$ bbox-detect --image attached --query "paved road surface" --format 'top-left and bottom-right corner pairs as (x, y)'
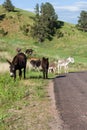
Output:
(54, 71), (87, 130)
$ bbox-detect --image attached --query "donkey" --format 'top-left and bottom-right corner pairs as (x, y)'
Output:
(57, 57), (74, 74)
(28, 58), (41, 71)
(41, 57), (49, 79)
(7, 52), (27, 80)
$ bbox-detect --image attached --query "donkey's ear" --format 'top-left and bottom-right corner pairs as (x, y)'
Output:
(7, 59), (11, 65)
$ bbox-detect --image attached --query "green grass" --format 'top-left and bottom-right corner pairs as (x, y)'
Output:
(0, 71), (49, 128)
(0, 6), (87, 129)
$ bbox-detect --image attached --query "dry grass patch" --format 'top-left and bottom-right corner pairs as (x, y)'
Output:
(0, 62), (9, 73)
(1, 78), (54, 130)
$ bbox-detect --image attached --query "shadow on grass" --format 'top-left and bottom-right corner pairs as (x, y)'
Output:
(55, 74), (66, 78)
(26, 75), (43, 79)
(25, 76), (55, 80)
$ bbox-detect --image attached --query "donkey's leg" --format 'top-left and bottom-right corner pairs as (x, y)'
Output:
(58, 65), (60, 74)
(66, 65), (68, 73)
(24, 67), (26, 79)
(46, 70), (48, 79)
(19, 69), (22, 79)
(65, 65), (68, 73)
(14, 71), (16, 81)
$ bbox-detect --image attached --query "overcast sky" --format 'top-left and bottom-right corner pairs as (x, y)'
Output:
(0, 0), (87, 24)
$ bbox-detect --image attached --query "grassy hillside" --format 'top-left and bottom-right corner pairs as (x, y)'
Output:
(0, 5), (34, 39)
(0, 6), (87, 129)
(0, 5), (87, 71)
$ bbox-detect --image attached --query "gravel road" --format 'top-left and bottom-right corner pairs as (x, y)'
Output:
(54, 71), (87, 130)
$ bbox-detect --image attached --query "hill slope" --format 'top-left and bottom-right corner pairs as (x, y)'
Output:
(0, 6), (87, 71)
(0, 6), (34, 38)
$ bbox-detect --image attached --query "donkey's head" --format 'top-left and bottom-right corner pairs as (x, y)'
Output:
(68, 57), (74, 63)
(7, 60), (15, 77)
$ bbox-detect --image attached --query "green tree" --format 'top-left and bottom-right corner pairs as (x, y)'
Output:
(31, 2), (59, 42)
(2, 0), (15, 12)
(77, 10), (87, 32)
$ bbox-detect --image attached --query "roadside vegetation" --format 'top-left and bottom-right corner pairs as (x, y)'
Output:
(0, 72), (52, 130)
(0, 2), (87, 129)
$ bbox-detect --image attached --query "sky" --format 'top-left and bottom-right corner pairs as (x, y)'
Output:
(0, 0), (87, 24)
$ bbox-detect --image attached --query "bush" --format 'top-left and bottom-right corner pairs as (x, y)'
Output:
(0, 28), (8, 36)
(56, 29), (64, 38)
(20, 24), (30, 36)
(0, 14), (6, 21)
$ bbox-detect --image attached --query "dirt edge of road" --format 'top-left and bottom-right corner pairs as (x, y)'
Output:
(48, 81), (63, 130)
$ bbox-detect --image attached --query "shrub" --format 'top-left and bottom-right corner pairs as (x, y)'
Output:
(56, 29), (64, 38)
(0, 28), (8, 36)
(20, 24), (30, 36)
(0, 14), (6, 21)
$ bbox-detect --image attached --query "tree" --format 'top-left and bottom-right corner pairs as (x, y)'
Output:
(41, 2), (58, 35)
(31, 2), (59, 42)
(77, 10), (87, 32)
(2, 0), (15, 12)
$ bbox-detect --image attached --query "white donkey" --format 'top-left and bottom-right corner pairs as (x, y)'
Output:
(57, 57), (74, 74)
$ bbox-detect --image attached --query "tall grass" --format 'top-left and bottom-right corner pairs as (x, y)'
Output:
(0, 70), (49, 127)
(0, 73), (26, 106)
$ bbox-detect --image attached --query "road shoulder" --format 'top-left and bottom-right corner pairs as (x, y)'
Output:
(48, 80), (63, 130)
